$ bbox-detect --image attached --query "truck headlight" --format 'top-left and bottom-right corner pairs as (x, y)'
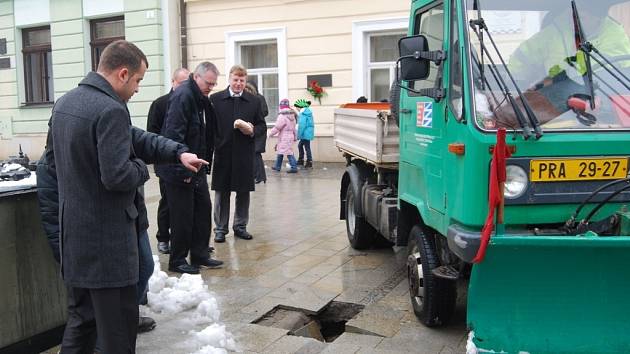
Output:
(504, 165), (528, 199)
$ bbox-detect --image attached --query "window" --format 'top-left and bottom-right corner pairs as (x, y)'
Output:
(22, 26), (53, 104)
(413, 4), (445, 92)
(239, 41), (279, 123)
(367, 32), (405, 102)
(351, 18), (407, 102)
(449, 0), (463, 120)
(90, 16), (124, 71)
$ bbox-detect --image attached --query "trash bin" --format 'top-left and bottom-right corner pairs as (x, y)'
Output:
(0, 188), (66, 354)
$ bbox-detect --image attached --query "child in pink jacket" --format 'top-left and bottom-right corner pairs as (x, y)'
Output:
(268, 99), (298, 173)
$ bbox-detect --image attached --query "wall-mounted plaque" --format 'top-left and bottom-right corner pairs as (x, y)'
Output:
(0, 58), (10, 69)
(306, 74), (332, 87)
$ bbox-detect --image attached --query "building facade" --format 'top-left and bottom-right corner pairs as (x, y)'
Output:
(0, 0), (182, 159)
(184, 0), (410, 161)
(0, 0), (411, 161)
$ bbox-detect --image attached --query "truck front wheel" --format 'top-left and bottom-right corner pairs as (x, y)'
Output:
(345, 186), (376, 249)
(407, 225), (456, 327)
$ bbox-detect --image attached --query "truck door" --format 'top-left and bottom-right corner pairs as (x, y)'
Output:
(399, 1), (446, 218)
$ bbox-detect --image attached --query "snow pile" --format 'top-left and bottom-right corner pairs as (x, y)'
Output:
(467, 331), (524, 354)
(466, 331), (479, 354)
(191, 324), (236, 354)
(147, 265), (211, 314)
(146, 256), (236, 353)
(0, 171), (36, 193)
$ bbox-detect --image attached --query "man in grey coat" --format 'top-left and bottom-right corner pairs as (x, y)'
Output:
(49, 40), (207, 353)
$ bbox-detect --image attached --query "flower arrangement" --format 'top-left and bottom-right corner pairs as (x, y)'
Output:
(306, 80), (327, 104)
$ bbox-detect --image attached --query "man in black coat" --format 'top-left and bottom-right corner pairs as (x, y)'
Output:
(157, 61), (223, 274)
(146, 67), (190, 254)
(210, 65), (266, 243)
(49, 40), (207, 353)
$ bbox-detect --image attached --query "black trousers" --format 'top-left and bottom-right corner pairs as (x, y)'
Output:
(253, 153), (266, 183)
(165, 177), (211, 266)
(156, 178), (170, 243)
(61, 285), (138, 354)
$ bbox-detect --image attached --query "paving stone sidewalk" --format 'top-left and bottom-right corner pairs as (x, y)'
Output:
(49, 162), (469, 353)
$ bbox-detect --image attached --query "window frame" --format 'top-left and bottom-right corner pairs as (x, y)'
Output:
(351, 18), (408, 101)
(409, 2), (445, 96)
(225, 28), (288, 126)
(90, 16), (125, 71)
(448, 0), (464, 121)
(21, 25), (53, 105)
(237, 40), (280, 123)
(366, 31), (406, 102)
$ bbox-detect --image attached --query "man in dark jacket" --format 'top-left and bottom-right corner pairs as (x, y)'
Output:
(146, 67), (190, 254)
(49, 40), (207, 353)
(157, 61), (223, 274)
(210, 65), (266, 243)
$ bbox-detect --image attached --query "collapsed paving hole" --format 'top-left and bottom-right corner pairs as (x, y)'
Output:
(253, 301), (365, 342)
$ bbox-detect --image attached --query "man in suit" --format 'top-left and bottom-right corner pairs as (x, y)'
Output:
(146, 67), (190, 254)
(210, 65), (266, 243)
(49, 40), (207, 353)
(158, 62), (223, 274)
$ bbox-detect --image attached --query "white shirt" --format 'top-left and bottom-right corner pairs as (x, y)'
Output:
(229, 87), (242, 97)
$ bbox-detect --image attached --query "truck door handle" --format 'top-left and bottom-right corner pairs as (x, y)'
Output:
(400, 109), (412, 114)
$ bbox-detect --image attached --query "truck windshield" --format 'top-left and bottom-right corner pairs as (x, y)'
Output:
(466, 0), (630, 131)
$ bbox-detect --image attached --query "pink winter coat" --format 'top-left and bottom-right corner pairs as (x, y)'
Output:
(269, 109), (297, 155)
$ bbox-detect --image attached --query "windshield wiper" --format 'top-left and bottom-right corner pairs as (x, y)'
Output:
(571, 1), (630, 97)
(470, 0), (543, 139)
(571, 0), (596, 109)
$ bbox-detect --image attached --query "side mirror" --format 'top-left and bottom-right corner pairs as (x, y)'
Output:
(398, 35), (430, 81)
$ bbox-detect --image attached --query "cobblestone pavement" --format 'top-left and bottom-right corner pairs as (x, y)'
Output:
(94, 162), (469, 353)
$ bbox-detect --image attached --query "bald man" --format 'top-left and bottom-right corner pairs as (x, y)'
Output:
(147, 67), (190, 254)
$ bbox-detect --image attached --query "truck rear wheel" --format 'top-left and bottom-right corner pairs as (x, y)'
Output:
(345, 186), (376, 249)
(406, 225), (456, 327)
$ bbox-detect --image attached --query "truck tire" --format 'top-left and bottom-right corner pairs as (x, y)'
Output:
(345, 186), (376, 249)
(389, 80), (401, 127)
(406, 225), (456, 327)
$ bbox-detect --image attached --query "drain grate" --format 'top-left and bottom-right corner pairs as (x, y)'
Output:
(253, 301), (365, 342)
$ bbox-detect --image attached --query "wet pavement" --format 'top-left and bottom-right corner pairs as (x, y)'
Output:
(48, 162), (469, 353)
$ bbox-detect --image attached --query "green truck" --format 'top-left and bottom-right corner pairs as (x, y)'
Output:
(336, 0), (630, 352)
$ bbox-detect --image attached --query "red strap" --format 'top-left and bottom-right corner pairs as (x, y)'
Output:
(472, 128), (510, 263)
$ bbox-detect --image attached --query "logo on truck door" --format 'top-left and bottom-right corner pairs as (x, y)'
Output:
(417, 102), (433, 128)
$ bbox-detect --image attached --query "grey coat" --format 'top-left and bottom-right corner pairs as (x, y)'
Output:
(50, 72), (186, 289)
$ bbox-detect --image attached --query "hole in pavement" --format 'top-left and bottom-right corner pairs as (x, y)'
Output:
(252, 301), (365, 342)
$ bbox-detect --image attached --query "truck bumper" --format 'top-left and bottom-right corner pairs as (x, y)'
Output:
(445, 224), (482, 263)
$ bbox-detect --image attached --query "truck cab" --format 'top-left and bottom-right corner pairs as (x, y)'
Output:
(338, 0), (630, 351)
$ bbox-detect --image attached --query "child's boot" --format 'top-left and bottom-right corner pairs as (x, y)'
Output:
(305, 161), (313, 169)
(287, 156), (299, 173)
(272, 155), (283, 171)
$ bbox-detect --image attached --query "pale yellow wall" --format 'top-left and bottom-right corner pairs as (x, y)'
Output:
(185, 0), (410, 161)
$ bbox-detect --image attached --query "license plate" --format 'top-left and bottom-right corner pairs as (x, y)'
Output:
(530, 158), (628, 182)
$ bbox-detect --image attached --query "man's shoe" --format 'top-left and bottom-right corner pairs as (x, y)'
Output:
(304, 161), (313, 169)
(193, 258), (224, 269)
(297, 159), (304, 166)
(157, 241), (170, 254)
(138, 316), (156, 333)
(215, 233), (226, 243)
(168, 263), (200, 274)
(235, 230), (253, 240)
(208, 246), (215, 253)
(287, 169), (298, 174)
